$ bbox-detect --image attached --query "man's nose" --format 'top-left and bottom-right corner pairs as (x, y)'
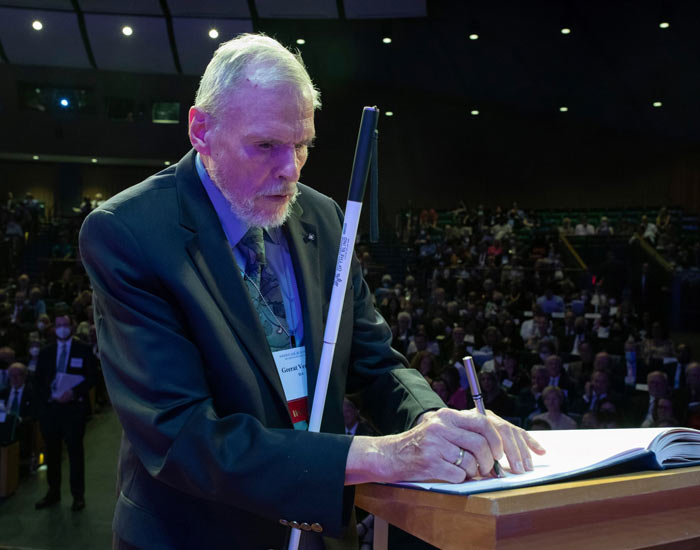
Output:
(277, 146), (301, 182)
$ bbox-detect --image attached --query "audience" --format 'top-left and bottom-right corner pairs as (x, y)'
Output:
(0, 191), (698, 525)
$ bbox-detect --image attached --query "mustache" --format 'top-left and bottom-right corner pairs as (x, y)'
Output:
(263, 183), (298, 196)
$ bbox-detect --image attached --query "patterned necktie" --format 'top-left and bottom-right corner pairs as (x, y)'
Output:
(57, 344), (68, 373)
(238, 227), (291, 353)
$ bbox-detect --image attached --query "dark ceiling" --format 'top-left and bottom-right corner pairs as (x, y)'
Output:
(0, 0), (699, 155)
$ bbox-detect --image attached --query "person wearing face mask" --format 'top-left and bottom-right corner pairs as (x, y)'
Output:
(34, 313), (97, 512)
(25, 340), (41, 372)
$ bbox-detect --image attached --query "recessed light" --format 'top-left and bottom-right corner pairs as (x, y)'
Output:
(59, 98), (69, 108)
(32, 20), (43, 31)
(560, 106), (569, 112)
(471, 109), (480, 116)
(32, 155), (39, 160)
(164, 161), (171, 166)
(561, 28), (571, 35)
(653, 101), (662, 108)
(469, 33), (479, 40)
(208, 29), (219, 39)
(296, 38), (306, 45)
(659, 22), (670, 29)
(385, 111), (394, 117)
(91, 158), (98, 163)
(382, 37), (392, 44)
(122, 26), (133, 36)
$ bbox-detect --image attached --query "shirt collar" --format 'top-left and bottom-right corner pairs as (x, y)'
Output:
(195, 153), (283, 247)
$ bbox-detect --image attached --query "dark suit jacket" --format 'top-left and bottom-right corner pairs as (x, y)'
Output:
(0, 382), (36, 420)
(79, 150), (443, 550)
(34, 339), (97, 416)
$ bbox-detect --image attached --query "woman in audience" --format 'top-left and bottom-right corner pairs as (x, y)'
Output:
(531, 386), (578, 430)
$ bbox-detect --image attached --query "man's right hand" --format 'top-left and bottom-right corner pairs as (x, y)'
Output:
(344, 408), (545, 485)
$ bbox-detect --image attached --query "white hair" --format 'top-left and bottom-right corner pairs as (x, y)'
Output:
(194, 33), (321, 120)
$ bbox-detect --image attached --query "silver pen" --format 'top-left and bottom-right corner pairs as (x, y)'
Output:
(463, 356), (505, 478)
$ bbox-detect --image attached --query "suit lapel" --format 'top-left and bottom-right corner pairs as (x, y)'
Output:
(175, 151), (289, 411)
(283, 210), (323, 413)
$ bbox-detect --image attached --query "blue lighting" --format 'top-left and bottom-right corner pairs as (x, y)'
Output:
(59, 98), (69, 107)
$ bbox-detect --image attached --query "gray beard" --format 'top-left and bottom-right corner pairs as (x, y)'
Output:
(220, 186), (300, 229)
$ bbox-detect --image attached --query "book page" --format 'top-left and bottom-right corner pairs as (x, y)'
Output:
(400, 428), (669, 495)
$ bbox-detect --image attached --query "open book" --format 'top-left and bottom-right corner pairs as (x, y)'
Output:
(396, 427), (700, 496)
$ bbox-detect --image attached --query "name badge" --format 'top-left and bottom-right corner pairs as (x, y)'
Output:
(70, 358), (83, 368)
(272, 347), (308, 429)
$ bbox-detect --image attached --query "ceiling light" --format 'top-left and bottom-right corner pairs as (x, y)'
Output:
(653, 101), (662, 108)
(296, 38), (306, 45)
(122, 26), (133, 36)
(32, 20), (43, 31)
(59, 98), (69, 108)
(470, 109), (479, 116)
(560, 106), (568, 112)
(91, 158), (98, 163)
(32, 155), (39, 160)
(208, 28), (219, 39)
(164, 161), (171, 166)
(469, 33), (479, 40)
(659, 22), (670, 29)
(382, 37), (392, 44)
(561, 28), (571, 35)
(385, 111), (394, 117)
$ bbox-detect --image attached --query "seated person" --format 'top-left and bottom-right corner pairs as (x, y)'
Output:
(627, 370), (671, 427)
(673, 362), (700, 426)
(0, 363), (36, 459)
(572, 368), (622, 416)
(498, 350), (531, 396)
(651, 397), (678, 428)
(531, 386), (578, 430)
(516, 365), (549, 420)
(536, 288), (564, 315)
(545, 355), (576, 407)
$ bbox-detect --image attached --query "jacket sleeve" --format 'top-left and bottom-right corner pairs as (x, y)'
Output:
(79, 208), (354, 537)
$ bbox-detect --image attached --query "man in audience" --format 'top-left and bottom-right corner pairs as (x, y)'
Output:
(0, 363), (36, 462)
(516, 365), (549, 420)
(545, 355), (576, 404)
(667, 343), (692, 390)
(574, 216), (595, 236)
(34, 314), (97, 512)
(673, 362), (700, 426)
(628, 371), (671, 427)
(574, 368), (621, 415)
(536, 287), (564, 314)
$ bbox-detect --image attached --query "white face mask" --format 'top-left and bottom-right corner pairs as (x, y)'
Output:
(55, 326), (71, 340)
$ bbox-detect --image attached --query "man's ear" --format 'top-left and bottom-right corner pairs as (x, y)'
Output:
(188, 106), (213, 156)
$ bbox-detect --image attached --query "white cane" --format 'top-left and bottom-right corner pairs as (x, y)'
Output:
(287, 106), (379, 550)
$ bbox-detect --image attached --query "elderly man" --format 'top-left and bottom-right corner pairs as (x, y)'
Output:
(79, 34), (543, 550)
(0, 362), (36, 444)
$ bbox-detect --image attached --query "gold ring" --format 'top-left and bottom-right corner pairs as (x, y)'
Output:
(454, 448), (464, 467)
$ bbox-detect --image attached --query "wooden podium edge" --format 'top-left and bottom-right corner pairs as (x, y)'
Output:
(355, 466), (700, 550)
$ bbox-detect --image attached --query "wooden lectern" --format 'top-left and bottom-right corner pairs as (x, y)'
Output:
(0, 440), (20, 497)
(355, 466), (700, 549)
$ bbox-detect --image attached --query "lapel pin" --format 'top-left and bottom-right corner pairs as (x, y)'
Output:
(305, 232), (315, 243)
